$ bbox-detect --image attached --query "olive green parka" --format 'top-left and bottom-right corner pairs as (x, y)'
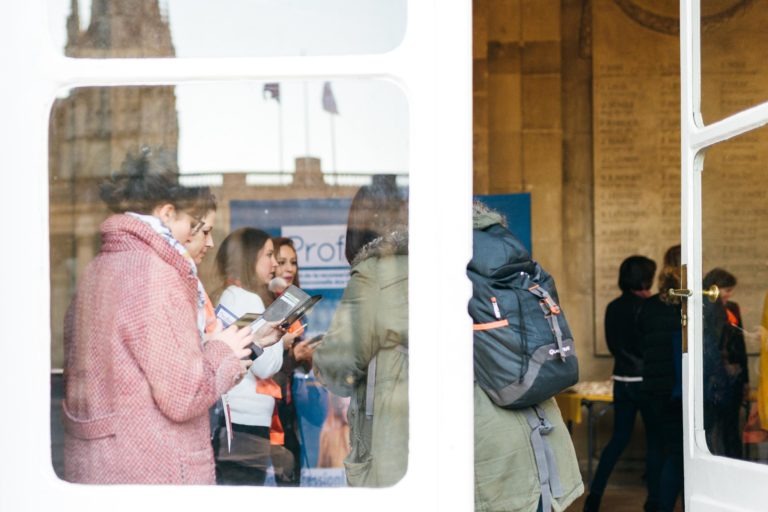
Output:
(473, 202), (583, 511)
(313, 230), (408, 487)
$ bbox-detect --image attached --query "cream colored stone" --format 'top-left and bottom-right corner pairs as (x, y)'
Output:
(522, 0), (561, 42)
(522, 74), (562, 130)
(488, 0), (521, 44)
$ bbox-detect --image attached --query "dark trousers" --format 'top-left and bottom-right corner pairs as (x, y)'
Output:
(719, 398), (744, 459)
(214, 424), (271, 486)
(646, 397), (683, 512)
(705, 396), (744, 459)
(589, 381), (662, 509)
(273, 399), (302, 486)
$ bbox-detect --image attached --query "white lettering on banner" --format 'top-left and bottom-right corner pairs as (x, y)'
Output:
(281, 225), (349, 269)
(300, 269), (351, 290)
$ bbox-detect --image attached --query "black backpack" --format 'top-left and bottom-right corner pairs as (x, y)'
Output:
(467, 222), (578, 409)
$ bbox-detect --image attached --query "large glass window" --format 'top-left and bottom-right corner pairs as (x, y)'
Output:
(700, 126), (767, 464)
(46, 0), (407, 58)
(49, 80), (409, 486)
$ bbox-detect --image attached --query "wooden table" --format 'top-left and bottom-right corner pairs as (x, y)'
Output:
(556, 380), (614, 485)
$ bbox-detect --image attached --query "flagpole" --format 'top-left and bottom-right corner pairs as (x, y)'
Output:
(262, 82), (283, 180)
(329, 113), (337, 184)
(303, 81), (309, 154)
(322, 81), (339, 185)
(278, 98), (284, 180)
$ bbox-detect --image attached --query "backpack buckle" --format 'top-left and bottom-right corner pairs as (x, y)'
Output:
(532, 406), (554, 435)
(537, 296), (561, 316)
(528, 285), (561, 315)
(541, 297), (561, 315)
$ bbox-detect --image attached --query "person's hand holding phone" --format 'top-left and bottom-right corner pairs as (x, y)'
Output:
(293, 334), (323, 363)
(252, 320), (285, 349)
(213, 323), (255, 360)
(281, 321), (307, 350)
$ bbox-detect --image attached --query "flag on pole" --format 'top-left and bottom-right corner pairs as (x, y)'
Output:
(322, 81), (339, 115)
(263, 82), (280, 102)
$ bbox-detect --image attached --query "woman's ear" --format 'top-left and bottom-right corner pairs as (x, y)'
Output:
(152, 203), (176, 225)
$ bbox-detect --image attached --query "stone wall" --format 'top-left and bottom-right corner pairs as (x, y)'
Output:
(475, 0), (767, 381)
(474, 0), (606, 378)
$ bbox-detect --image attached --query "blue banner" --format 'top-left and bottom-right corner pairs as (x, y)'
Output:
(475, 193), (532, 253)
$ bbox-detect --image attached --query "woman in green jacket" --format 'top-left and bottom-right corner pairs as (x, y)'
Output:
(313, 176), (408, 487)
(472, 201), (583, 512)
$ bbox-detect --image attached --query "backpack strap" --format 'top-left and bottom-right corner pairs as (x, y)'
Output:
(366, 356), (377, 418)
(523, 405), (564, 512)
(366, 345), (409, 418)
(528, 285), (566, 361)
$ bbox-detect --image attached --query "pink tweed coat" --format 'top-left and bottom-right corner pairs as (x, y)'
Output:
(62, 214), (243, 484)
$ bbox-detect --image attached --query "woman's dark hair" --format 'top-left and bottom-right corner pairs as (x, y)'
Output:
(618, 255), (657, 293)
(703, 267), (737, 290)
(212, 227), (272, 304)
(273, 237), (300, 288)
(663, 244), (681, 268)
(178, 186), (218, 221)
(658, 244), (682, 304)
(345, 175), (408, 265)
(99, 146), (215, 218)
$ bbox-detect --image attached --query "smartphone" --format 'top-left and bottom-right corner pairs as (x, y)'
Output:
(306, 334), (324, 347)
(234, 313), (261, 329)
(278, 294), (323, 329)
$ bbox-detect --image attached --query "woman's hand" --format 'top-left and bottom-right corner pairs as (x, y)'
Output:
(235, 359), (253, 383)
(252, 320), (286, 349)
(292, 339), (316, 364)
(281, 329), (304, 351)
(214, 324), (255, 360)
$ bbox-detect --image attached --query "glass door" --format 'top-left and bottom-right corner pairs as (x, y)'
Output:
(681, 1), (768, 510)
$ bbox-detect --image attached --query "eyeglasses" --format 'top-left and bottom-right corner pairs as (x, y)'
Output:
(188, 214), (205, 236)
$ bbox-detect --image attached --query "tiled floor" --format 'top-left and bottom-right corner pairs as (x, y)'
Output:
(569, 465), (684, 512)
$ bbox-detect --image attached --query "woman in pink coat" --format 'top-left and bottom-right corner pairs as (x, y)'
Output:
(62, 149), (280, 484)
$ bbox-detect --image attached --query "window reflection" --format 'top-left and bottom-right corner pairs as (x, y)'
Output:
(701, 125), (768, 463)
(48, 0), (407, 58)
(49, 81), (409, 485)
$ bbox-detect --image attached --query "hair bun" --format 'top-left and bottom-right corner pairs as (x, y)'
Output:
(99, 146), (179, 214)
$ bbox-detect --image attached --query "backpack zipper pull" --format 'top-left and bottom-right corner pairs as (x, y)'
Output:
(491, 297), (501, 319)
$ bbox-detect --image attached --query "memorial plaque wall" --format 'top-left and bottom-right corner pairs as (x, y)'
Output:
(593, 0), (768, 354)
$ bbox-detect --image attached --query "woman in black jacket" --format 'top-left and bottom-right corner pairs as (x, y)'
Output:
(639, 245), (683, 512)
(584, 255), (659, 512)
(702, 267), (749, 459)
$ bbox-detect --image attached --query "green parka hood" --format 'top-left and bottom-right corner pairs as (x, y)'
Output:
(473, 200), (507, 230)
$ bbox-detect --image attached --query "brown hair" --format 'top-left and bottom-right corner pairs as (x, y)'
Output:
(345, 175), (408, 264)
(703, 267), (737, 290)
(273, 237), (300, 288)
(99, 146), (216, 219)
(658, 244), (682, 305)
(212, 227), (273, 305)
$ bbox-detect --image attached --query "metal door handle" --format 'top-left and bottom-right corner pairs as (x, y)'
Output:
(702, 284), (720, 302)
(667, 285), (719, 303)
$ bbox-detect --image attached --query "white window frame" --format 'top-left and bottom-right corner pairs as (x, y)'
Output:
(0, 2), (473, 511)
(681, 0), (768, 510)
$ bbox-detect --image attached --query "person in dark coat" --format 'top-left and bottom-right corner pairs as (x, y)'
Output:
(638, 245), (683, 512)
(702, 268), (749, 459)
(584, 255), (660, 512)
